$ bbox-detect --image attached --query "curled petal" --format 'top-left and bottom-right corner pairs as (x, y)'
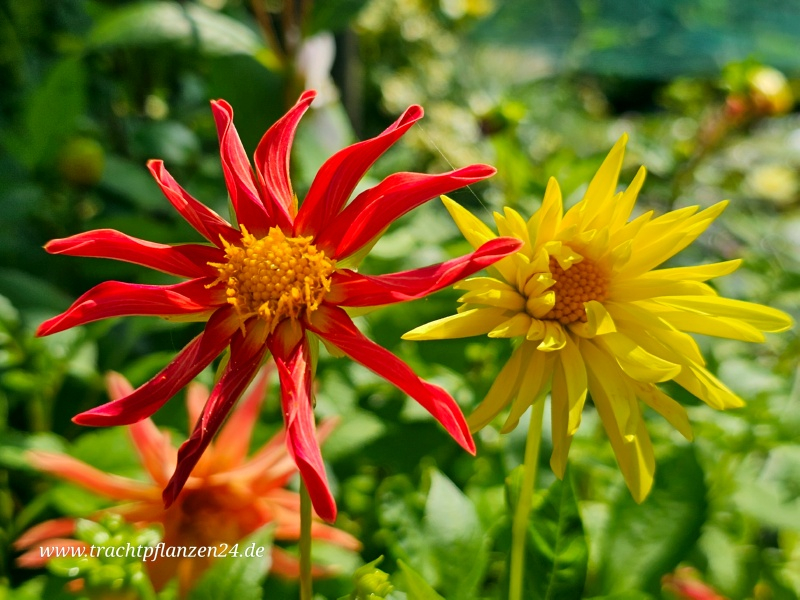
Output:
(211, 99), (274, 235)
(315, 164), (497, 258)
(44, 229), (221, 278)
(269, 336), (337, 523)
(294, 105), (424, 237)
(309, 305), (475, 454)
(73, 307), (240, 426)
(37, 279), (225, 337)
(148, 160), (238, 246)
(327, 237), (522, 307)
(163, 322), (269, 507)
(254, 90), (316, 223)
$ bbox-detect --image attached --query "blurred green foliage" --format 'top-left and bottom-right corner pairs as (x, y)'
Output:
(1, 0), (799, 599)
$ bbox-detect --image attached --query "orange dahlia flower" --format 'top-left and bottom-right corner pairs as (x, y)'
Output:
(15, 369), (359, 596)
(36, 90), (521, 521)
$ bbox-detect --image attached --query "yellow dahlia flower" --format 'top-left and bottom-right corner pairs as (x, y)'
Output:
(404, 135), (793, 501)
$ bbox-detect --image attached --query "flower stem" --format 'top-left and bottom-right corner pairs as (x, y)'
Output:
(509, 398), (545, 600)
(299, 479), (313, 600)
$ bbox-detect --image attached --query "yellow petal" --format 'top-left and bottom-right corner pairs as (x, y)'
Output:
(495, 207), (531, 253)
(582, 339), (655, 503)
(609, 165), (646, 231)
(654, 310), (766, 343)
(501, 350), (556, 433)
(441, 195), (496, 249)
(598, 332), (682, 383)
(467, 342), (531, 431)
(454, 277), (518, 294)
(560, 334), (588, 435)
(606, 301), (706, 366)
(528, 177), (562, 244)
(526, 319), (546, 341)
(527, 290), (556, 319)
(633, 381), (693, 441)
(654, 295), (793, 333)
(608, 279), (717, 302)
(623, 201), (729, 277)
(563, 134), (628, 231)
(403, 307), (509, 340)
(579, 300), (617, 337)
(458, 288), (526, 312)
(489, 312), (532, 338)
(675, 362), (745, 410)
(537, 321), (567, 351)
(639, 259), (742, 282)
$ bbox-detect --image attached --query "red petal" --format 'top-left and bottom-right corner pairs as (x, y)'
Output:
(327, 237), (523, 306)
(316, 164), (496, 258)
(211, 363), (273, 470)
(269, 336), (337, 523)
(105, 372), (177, 486)
(14, 518), (76, 550)
(45, 229), (221, 278)
(36, 278), (224, 337)
(308, 305), (475, 454)
(162, 324), (269, 507)
(17, 540), (88, 569)
(254, 90), (316, 226)
(294, 105), (424, 237)
(211, 100), (273, 235)
(73, 307), (239, 426)
(148, 160), (238, 246)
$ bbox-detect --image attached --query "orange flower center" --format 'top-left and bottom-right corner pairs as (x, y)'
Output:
(543, 255), (608, 324)
(211, 226), (335, 330)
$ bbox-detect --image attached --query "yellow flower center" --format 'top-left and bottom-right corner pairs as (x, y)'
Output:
(543, 256), (607, 324)
(211, 226), (335, 331)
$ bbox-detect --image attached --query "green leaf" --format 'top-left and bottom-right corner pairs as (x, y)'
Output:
(422, 469), (488, 599)
(596, 446), (707, 594)
(0, 269), (74, 314)
(377, 469), (488, 599)
(308, 0), (370, 34)
(396, 560), (445, 600)
(89, 2), (267, 57)
(527, 473), (588, 600)
(8, 58), (86, 168)
(188, 525), (274, 600)
(501, 469), (588, 600)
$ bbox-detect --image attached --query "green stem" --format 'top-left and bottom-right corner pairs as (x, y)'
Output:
(299, 480), (313, 600)
(509, 398), (545, 600)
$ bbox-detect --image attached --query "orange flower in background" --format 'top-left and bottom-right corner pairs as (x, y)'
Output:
(15, 368), (359, 596)
(662, 567), (728, 600)
(36, 89), (522, 521)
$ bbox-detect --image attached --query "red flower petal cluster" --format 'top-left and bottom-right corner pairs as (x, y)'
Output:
(38, 90), (521, 522)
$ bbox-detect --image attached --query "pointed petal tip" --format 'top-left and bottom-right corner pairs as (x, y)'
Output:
(403, 104), (424, 121)
(296, 89), (317, 104)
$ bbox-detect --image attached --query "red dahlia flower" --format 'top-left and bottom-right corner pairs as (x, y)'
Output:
(37, 90), (521, 522)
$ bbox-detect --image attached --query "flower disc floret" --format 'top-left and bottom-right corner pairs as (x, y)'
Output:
(212, 226), (335, 331)
(543, 256), (608, 324)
